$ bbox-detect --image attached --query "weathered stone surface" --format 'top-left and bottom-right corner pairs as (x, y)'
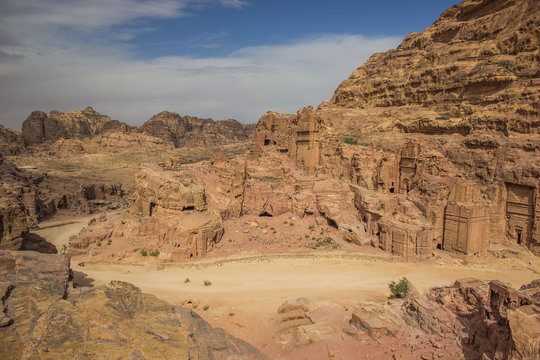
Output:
(0, 250), (266, 359)
(329, 0), (540, 135)
(141, 111), (255, 148)
(133, 165), (206, 214)
(350, 302), (405, 338)
(21, 107), (112, 146)
(249, 0), (540, 259)
(0, 124), (23, 155)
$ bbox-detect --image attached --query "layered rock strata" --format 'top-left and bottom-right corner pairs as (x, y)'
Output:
(0, 250), (265, 359)
(251, 0), (540, 259)
(329, 0), (539, 135)
(17, 107), (255, 149)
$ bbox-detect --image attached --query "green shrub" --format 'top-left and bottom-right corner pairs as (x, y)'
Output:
(257, 176), (280, 183)
(435, 116), (450, 120)
(343, 137), (359, 145)
(140, 249), (147, 256)
(308, 237), (341, 249)
(203, 280), (212, 286)
(203, 305), (209, 311)
(388, 277), (410, 297)
(150, 249), (160, 257)
(184, 278), (190, 283)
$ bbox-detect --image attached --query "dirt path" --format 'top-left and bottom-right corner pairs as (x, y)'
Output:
(35, 214), (97, 249)
(75, 252), (539, 358)
(48, 215), (539, 358)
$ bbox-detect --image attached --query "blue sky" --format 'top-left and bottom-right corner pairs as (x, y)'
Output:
(0, 0), (458, 128)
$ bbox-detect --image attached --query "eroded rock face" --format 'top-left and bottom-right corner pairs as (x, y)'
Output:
(22, 107), (112, 146)
(329, 0), (540, 135)
(16, 107), (255, 150)
(140, 110), (255, 148)
(0, 124), (23, 155)
(250, 0), (540, 259)
(0, 250), (266, 359)
(276, 279), (540, 360)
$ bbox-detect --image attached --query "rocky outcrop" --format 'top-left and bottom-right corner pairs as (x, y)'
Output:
(0, 124), (23, 155)
(0, 250), (266, 359)
(250, 0), (540, 259)
(14, 107), (255, 149)
(21, 107), (112, 146)
(140, 110), (255, 148)
(70, 165), (224, 261)
(329, 0), (540, 135)
(276, 279), (540, 360)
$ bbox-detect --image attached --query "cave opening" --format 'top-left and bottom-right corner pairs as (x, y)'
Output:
(326, 218), (338, 229)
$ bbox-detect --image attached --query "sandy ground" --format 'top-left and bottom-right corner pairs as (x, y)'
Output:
(40, 215), (540, 359)
(35, 214), (97, 249)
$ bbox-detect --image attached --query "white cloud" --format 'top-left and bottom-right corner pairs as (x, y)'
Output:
(0, 34), (401, 128)
(0, 0), (401, 129)
(219, 0), (249, 8)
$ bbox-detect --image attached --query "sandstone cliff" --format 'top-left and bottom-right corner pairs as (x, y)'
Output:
(0, 250), (266, 359)
(0, 124), (23, 155)
(251, 0), (540, 260)
(15, 107), (255, 150)
(328, 0), (539, 135)
(140, 111), (255, 148)
(21, 107), (112, 146)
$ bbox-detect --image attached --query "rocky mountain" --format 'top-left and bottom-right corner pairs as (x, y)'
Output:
(326, 0), (539, 136)
(21, 107), (112, 146)
(0, 124), (23, 155)
(0, 250), (266, 359)
(250, 0), (540, 261)
(140, 111), (255, 148)
(15, 107), (255, 150)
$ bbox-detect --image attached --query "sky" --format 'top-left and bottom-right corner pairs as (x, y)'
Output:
(0, 0), (458, 129)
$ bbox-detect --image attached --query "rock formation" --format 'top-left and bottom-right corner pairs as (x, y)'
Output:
(0, 124), (23, 155)
(250, 0), (540, 259)
(329, 0), (539, 135)
(140, 111), (255, 148)
(21, 107), (112, 146)
(277, 278), (540, 360)
(0, 250), (266, 359)
(16, 107), (255, 149)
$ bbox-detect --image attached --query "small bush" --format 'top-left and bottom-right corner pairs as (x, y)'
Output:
(388, 277), (410, 297)
(96, 242), (101, 247)
(229, 312), (235, 317)
(308, 225), (315, 231)
(435, 116), (450, 120)
(184, 278), (190, 283)
(140, 249), (147, 256)
(106, 239), (111, 246)
(308, 237), (341, 249)
(203, 305), (209, 311)
(289, 222), (294, 226)
(343, 137), (359, 145)
(150, 249), (160, 257)
(203, 280), (212, 286)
